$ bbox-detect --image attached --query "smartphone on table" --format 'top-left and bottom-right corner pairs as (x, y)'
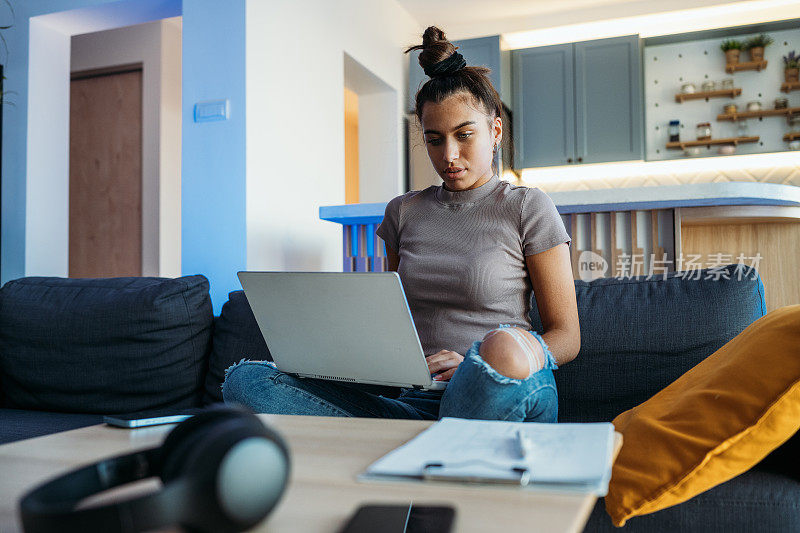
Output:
(341, 503), (455, 533)
(103, 407), (206, 428)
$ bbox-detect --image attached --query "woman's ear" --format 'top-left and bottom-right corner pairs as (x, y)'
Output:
(493, 115), (503, 146)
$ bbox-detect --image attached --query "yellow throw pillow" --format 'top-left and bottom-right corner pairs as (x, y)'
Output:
(606, 304), (800, 527)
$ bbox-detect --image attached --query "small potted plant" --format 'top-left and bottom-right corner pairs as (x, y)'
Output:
(785, 51), (799, 83)
(745, 33), (774, 62)
(720, 39), (744, 65)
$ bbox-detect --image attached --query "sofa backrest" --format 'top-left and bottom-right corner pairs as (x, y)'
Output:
(528, 264), (767, 423)
(205, 290), (272, 403)
(0, 275), (213, 414)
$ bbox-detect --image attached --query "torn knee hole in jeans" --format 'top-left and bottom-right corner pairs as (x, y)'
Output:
(223, 357), (277, 381)
(475, 325), (559, 380)
(482, 326), (544, 377)
(465, 341), (525, 385)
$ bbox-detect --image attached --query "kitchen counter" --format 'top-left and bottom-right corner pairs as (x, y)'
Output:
(319, 182), (800, 223)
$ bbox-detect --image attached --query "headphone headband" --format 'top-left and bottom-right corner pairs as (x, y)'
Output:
(18, 408), (289, 533)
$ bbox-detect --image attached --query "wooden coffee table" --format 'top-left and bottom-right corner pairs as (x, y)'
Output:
(0, 415), (621, 532)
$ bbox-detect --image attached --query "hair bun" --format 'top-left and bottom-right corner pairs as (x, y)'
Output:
(421, 26), (448, 47)
(405, 26), (463, 77)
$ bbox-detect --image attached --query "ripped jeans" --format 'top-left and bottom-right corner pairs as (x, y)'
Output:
(222, 327), (559, 423)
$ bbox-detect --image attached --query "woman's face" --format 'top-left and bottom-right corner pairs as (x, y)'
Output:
(420, 92), (502, 191)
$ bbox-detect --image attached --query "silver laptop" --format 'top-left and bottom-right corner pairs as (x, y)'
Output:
(237, 271), (447, 391)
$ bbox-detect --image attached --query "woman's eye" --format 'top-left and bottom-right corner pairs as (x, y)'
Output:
(426, 138), (442, 146)
(457, 132), (472, 140)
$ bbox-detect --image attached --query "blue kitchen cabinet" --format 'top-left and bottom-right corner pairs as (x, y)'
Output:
(513, 35), (643, 169)
(512, 43), (576, 168)
(407, 35), (505, 113)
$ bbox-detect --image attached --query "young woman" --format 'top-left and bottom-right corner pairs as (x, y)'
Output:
(222, 27), (580, 423)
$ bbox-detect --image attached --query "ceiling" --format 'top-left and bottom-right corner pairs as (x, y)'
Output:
(396, 0), (632, 25)
(395, 0), (747, 40)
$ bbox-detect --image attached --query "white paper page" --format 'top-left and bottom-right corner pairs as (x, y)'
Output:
(366, 417), (615, 484)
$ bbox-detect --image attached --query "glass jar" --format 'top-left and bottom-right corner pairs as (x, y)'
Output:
(681, 83), (696, 94)
(737, 120), (749, 137)
(721, 78), (734, 90)
(789, 114), (800, 133)
(696, 122), (712, 141)
(723, 103), (737, 115)
(775, 97), (789, 109)
(668, 120), (680, 142)
(701, 80), (716, 92)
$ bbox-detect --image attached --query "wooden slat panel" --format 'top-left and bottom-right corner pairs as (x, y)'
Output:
(570, 214), (579, 279)
(674, 207), (682, 270)
(681, 221), (800, 312)
(343, 226), (354, 272)
(630, 210), (645, 276)
(651, 210), (666, 260)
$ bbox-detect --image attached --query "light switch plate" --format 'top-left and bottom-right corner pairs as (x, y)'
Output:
(194, 99), (229, 122)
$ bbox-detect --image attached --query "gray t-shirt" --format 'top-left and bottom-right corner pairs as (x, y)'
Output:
(376, 174), (571, 357)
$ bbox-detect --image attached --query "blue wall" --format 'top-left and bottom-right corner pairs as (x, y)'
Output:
(0, 0), (246, 313)
(181, 0), (247, 313)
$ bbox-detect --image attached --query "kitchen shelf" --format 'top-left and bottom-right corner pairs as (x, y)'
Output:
(717, 107), (800, 121)
(666, 136), (759, 150)
(783, 132), (800, 141)
(781, 81), (800, 93)
(724, 60), (768, 73)
(674, 88), (742, 103)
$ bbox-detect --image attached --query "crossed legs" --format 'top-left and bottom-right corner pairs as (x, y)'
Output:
(222, 324), (558, 422)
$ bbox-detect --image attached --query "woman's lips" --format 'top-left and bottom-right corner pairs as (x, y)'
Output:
(444, 168), (466, 179)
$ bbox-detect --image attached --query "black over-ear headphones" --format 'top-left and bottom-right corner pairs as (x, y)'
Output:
(19, 406), (290, 533)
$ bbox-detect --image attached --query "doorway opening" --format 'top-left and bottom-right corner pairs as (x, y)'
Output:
(68, 17), (182, 278)
(25, 0), (182, 278)
(344, 87), (359, 204)
(342, 53), (400, 204)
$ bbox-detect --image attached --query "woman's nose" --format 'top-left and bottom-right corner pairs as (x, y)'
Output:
(443, 141), (459, 163)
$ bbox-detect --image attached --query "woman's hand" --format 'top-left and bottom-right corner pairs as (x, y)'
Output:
(426, 350), (464, 381)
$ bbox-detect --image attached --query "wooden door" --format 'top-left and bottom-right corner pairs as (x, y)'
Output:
(69, 68), (142, 277)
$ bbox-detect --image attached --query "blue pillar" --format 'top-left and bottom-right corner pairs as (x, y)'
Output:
(181, 0), (246, 313)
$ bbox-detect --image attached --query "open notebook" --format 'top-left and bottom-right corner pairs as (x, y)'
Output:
(360, 417), (617, 495)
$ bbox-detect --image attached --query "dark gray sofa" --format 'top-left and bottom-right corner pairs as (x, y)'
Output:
(528, 264), (800, 531)
(0, 276), (270, 444)
(0, 265), (797, 531)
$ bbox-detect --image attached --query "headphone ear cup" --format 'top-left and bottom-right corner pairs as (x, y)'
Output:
(160, 407), (254, 483)
(214, 423), (290, 528)
(163, 411), (290, 532)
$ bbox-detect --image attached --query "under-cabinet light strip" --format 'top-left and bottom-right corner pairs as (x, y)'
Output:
(502, 0), (800, 50)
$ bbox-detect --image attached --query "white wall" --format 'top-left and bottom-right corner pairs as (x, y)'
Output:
(245, 0), (420, 272)
(26, 19), (71, 277)
(70, 18), (182, 277)
(159, 17), (183, 277)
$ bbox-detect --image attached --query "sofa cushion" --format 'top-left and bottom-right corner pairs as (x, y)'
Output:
(583, 465), (800, 532)
(204, 290), (271, 403)
(0, 276), (213, 414)
(0, 408), (104, 445)
(528, 264), (767, 423)
(605, 304), (800, 526)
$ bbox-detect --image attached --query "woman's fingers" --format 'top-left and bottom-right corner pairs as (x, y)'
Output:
(435, 367), (457, 381)
(425, 350), (464, 374)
